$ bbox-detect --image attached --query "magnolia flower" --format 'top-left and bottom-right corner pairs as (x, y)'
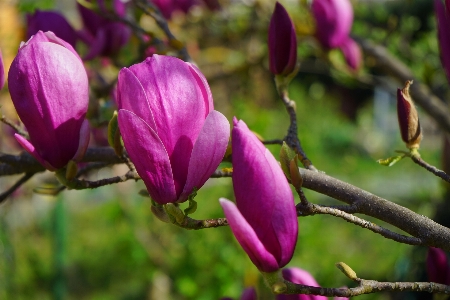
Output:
(8, 31), (90, 170)
(427, 247), (450, 284)
(26, 10), (78, 48)
(220, 118), (298, 273)
(117, 55), (230, 204)
(268, 2), (297, 76)
(77, 0), (131, 60)
(311, 0), (353, 48)
(397, 80), (422, 149)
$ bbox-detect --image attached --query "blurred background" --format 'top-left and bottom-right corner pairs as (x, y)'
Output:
(0, 0), (448, 299)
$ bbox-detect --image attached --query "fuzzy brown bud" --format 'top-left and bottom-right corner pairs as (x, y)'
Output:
(397, 80), (422, 149)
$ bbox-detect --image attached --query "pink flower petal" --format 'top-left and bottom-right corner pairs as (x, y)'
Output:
(220, 198), (279, 272)
(72, 119), (90, 162)
(117, 67), (156, 131)
(187, 63), (214, 116)
(127, 55), (210, 195)
(118, 109), (177, 204)
(15, 134), (56, 171)
(179, 110), (230, 202)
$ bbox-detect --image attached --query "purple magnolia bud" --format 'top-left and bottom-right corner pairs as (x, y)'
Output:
(77, 0), (131, 60)
(277, 268), (328, 300)
(339, 37), (361, 71)
(427, 247), (450, 284)
(0, 48), (4, 90)
(268, 2), (297, 76)
(8, 31), (90, 170)
(435, 0), (450, 84)
(117, 55), (230, 204)
(219, 118), (298, 273)
(26, 10), (78, 49)
(397, 80), (422, 149)
(311, 0), (353, 48)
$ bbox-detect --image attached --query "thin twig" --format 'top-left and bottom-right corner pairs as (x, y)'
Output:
(63, 171), (141, 190)
(298, 168), (450, 251)
(0, 115), (29, 138)
(296, 187), (309, 206)
(211, 168), (233, 178)
(178, 216), (229, 230)
(0, 148), (123, 176)
(0, 172), (35, 203)
(297, 202), (423, 246)
(121, 153), (137, 173)
(276, 82), (317, 171)
(410, 154), (450, 183)
(262, 139), (284, 145)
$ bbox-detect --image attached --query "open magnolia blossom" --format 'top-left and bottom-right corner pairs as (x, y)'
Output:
(117, 54), (230, 205)
(8, 30), (90, 171)
(220, 118), (298, 273)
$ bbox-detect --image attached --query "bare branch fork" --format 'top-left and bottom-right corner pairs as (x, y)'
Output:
(275, 80), (317, 171)
(298, 168), (450, 251)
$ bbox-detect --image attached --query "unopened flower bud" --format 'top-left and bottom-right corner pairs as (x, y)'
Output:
(397, 80), (422, 149)
(268, 2), (297, 76)
(8, 31), (90, 170)
(220, 118), (297, 273)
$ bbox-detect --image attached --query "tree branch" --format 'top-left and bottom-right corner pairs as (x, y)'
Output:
(297, 202), (423, 246)
(298, 168), (450, 251)
(0, 115), (29, 138)
(59, 170), (140, 190)
(410, 153), (450, 184)
(283, 278), (450, 297)
(0, 172), (35, 203)
(276, 79), (317, 171)
(0, 148), (123, 176)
